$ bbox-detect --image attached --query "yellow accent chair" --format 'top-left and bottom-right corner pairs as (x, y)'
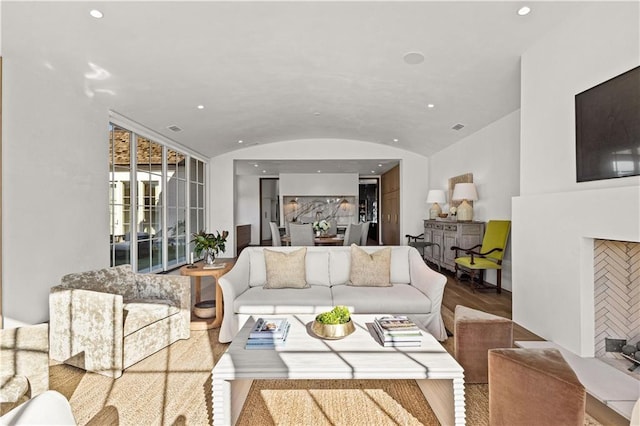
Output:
(452, 220), (511, 293)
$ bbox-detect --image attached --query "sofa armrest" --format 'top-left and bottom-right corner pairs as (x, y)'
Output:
(408, 248), (448, 340)
(218, 251), (251, 343)
(49, 287), (125, 378)
(409, 248), (446, 308)
(0, 324), (49, 398)
(135, 274), (190, 311)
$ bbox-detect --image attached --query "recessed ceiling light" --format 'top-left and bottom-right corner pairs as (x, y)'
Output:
(427, 104), (435, 108)
(254, 164), (259, 167)
(197, 105), (204, 110)
(403, 52), (425, 65)
(393, 138), (399, 142)
(371, 170), (375, 174)
(262, 170), (266, 173)
(238, 140), (243, 144)
(89, 9), (103, 19)
(317, 170), (321, 173)
(378, 164), (382, 167)
(518, 6), (531, 16)
(313, 112), (321, 116)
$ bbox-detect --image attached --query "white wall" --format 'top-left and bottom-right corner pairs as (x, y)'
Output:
(210, 139), (430, 255)
(429, 110), (520, 290)
(280, 173), (359, 197)
(514, 2), (640, 356)
(2, 45), (109, 326)
(235, 174), (261, 244)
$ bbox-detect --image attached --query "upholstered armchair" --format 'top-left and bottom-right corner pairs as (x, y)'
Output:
(49, 265), (190, 378)
(452, 220), (511, 293)
(0, 324), (49, 413)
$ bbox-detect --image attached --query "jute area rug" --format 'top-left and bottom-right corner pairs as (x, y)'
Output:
(49, 306), (602, 425)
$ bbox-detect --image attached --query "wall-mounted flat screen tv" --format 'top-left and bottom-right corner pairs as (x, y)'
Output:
(575, 65), (640, 182)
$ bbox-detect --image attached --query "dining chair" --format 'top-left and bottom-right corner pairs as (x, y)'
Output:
(269, 222), (281, 247)
(328, 220), (338, 236)
(289, 223), (315, 246)
(359, 221), (370, 245)
(343, 223), (363, 246)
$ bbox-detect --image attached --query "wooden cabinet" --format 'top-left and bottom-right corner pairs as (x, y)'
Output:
(423, 220), (484, 272)
(381, 166), (400, 245)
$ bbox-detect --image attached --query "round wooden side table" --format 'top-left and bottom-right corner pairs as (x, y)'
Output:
(180, 259), (234, 330)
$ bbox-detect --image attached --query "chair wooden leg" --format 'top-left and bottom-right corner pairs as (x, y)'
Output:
(470, 270), (477, 292)
(454, 264), (460, 284)
(497, 269), (502, 294)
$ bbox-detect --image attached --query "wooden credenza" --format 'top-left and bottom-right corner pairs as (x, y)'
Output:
(423, 220), (484, 272)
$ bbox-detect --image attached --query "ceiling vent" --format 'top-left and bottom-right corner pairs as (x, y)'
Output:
(167, 125), (183, 132)
(451, 123), (465, 131)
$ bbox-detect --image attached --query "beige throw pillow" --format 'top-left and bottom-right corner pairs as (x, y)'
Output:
(263, 248), (309, 289)
(349, 244), (392, 287)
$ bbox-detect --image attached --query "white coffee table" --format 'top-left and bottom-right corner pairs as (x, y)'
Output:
(212, 314), (465, 425)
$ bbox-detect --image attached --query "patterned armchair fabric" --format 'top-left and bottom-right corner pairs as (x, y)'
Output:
(49, 265), (190, 378)
(0, 323), (49, 413)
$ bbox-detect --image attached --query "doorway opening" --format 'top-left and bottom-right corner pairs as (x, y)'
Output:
(260, 178), (279, 245)
(359, 178), (379, 245)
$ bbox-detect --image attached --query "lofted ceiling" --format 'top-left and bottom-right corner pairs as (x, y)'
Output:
(4, 1), (595, 174)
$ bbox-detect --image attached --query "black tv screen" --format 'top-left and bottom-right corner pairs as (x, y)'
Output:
(575, 66), (640, 182)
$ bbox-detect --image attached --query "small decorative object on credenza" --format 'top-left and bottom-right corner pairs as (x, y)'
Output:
(426, 190), (447, 220)
(449, 206), (457, 220)
(311, 306), (355, 340)
(190, 229), (229, 265)
(452, 183), (478, 222)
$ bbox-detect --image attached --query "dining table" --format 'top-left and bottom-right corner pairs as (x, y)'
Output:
(280, 234), (345, 246)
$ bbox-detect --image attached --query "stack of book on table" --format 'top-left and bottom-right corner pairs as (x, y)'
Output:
(245, 317), (291, 350)
(373, 315), (422, 347)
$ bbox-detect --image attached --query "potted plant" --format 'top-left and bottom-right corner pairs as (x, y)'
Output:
(191, 230), (229, 264)
(311, 306), (355, 339)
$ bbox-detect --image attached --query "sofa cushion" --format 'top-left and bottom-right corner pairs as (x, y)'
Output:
(264, 248), (309, 289)
(61, 265), (137, 299)
(331, 284), (432, 314)
(349, 245), (391, 287)
(249, 248), (331, 287)
(123, 300), (180, 336)
(329, 249), (351, 285)
(332, 246), (411, 285)
(234, 285), (334, 314)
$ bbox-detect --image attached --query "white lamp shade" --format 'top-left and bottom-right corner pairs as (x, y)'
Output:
(452, 183), (478, 201)
(426, 190), (446, 204)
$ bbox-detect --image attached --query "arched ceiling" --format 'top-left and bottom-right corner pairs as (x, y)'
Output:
(4, 1), (595, 159)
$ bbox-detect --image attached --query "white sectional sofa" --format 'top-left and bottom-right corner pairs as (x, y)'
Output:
(218, 245), (448, 343)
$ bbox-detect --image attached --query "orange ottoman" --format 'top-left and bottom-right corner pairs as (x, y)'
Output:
(454, 305), (512, 383)
(489, 348), (586, 426)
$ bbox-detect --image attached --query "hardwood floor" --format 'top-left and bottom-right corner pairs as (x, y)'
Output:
(441, 269), (543, 342)
(441, 268), (629, 426)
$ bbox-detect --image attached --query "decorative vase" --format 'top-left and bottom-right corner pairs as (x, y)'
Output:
(204, 249), (216, 265)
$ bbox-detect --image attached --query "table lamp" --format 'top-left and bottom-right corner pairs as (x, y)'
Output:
(452, 183), (478, 221)
(426, 190), (447, 219)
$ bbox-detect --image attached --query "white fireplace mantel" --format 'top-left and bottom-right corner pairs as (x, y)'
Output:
(513, 185), (640, 358)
